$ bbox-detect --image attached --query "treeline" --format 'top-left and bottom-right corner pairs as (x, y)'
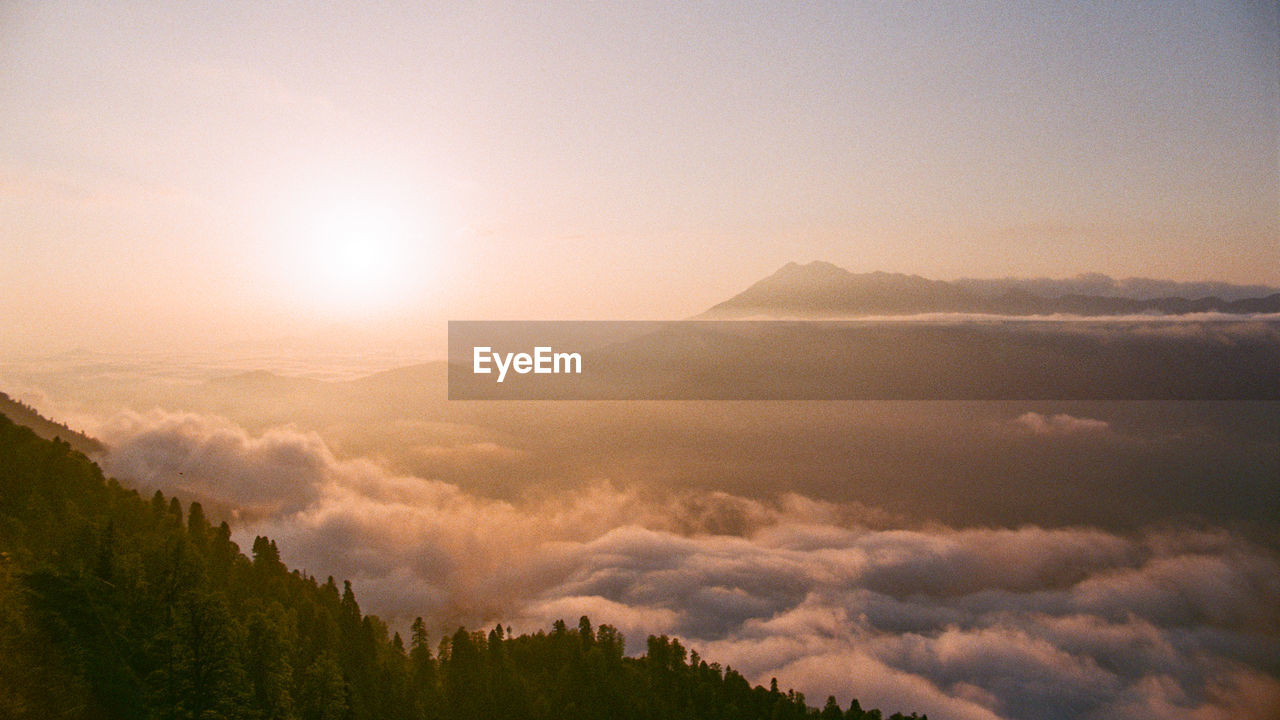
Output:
(0, 391), (103, 455)
(0, 413), (922, 719)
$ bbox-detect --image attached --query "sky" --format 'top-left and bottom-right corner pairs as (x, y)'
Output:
(2, 6), (1278, 715)
(1, 1), (1277, 353)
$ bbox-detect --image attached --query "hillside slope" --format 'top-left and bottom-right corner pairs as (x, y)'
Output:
(0, 391), (103, 455)
(0, 412), (920, 720)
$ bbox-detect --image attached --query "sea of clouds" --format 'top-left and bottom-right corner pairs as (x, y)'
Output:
(94, 409), (1280, 720)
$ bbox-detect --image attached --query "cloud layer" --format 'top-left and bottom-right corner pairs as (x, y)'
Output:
(1011, 412), (1110, 436)
(96, 410), (1280, 720)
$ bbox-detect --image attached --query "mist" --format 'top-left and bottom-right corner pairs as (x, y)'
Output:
(4, 350), (1277, 718)
(89, 406), (1280, 720)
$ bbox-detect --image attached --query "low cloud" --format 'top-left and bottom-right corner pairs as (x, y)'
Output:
(1012, 412), (1110, 436)
(98, 410), (331, 516)
(96, 410), (1280, 720)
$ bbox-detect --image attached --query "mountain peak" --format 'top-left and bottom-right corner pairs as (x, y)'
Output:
(769, 260), (851, 281)
(701, 263), (1280, 318)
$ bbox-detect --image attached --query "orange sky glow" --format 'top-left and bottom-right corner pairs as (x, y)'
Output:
(1, 1), (1276, 354)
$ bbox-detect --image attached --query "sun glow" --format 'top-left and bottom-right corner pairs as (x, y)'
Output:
(273, 176), (441, 318)
(308, 199), (404, 309)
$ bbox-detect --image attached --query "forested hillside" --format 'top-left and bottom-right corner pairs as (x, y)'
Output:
(0, 413), (921, 719)
(0, 391), (104, 455)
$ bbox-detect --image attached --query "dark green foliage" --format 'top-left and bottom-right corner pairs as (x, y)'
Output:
(0, 414), (919, 719)
(0, 391), (105, 456)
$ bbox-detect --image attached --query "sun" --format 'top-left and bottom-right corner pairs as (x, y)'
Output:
(307, 198), (404, 311)
(271, 176), (439, 318)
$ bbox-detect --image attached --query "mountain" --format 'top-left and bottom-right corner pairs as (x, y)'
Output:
(205, 369), (329, 395)
(701, 261), (1280, 318)
(0, 412), (921, 720)
(347, 362), (448, 391)
(701, 262), (977, 317)
(0, 390), (103, 455)
(954, 273), (1280, 302)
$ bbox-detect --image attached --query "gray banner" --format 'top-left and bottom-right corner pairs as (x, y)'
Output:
(448, 320), (1280, 400)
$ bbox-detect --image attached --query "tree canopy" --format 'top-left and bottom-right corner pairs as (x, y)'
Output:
(0, 412), (922, 719)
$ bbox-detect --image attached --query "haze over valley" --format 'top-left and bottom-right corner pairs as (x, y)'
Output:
(3, 2), (1277, 718)
(4, 264), (1279, 719)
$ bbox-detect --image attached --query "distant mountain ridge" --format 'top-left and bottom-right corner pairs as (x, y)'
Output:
(701, 262), (1280, 318)
(954, 273), (1280, 303)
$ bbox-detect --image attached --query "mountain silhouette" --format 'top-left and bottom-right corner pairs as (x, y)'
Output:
(0, 390), (103, 455)
(701, 261), (1280, 318)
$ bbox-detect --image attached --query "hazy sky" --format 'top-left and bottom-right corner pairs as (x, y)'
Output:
(1, 1), (1277, 353)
